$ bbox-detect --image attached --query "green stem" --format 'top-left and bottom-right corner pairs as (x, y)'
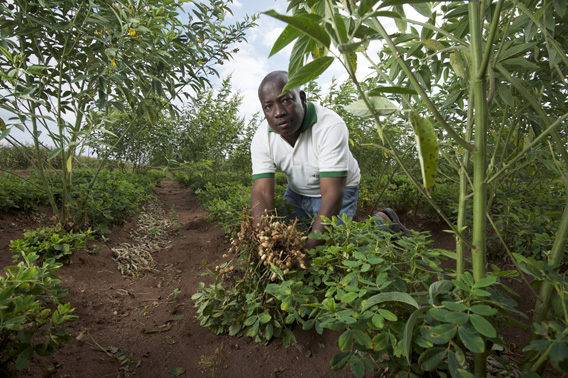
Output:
(532, 204), (568, 325)
(469, 0), (488, 375)
(478, 0), (504, 78)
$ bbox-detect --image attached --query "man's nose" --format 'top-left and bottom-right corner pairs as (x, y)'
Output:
(274, 102), (286, 117)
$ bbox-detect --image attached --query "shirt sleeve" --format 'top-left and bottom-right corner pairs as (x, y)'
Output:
(251, 125), (276, 180)
(317, 121), (349, 178)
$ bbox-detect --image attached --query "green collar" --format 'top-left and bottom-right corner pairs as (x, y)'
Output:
(268, 102), (317, 133)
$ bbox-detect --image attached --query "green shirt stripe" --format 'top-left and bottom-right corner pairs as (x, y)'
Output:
(320, 171), (348, 178)
(252, 172), (275, 180)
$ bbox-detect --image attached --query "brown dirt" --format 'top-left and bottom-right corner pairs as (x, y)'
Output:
(0, 178), (538, 378)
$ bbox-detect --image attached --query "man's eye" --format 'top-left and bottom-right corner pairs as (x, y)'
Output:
(282, 99), (290, 105)
(264, 104), (272, 110)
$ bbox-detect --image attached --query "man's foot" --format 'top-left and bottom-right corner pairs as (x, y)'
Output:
(381, 208), (411, 237)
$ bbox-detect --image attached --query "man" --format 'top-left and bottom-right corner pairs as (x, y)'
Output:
(250, 71), (408, 250)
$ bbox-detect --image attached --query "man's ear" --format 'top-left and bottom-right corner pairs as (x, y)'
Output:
(299, 90), (307, 106)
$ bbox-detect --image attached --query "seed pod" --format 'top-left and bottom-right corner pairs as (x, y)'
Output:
(270, 272), (278, 281)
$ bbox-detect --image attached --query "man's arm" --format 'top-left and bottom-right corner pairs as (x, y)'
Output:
(305, 176), (346, 250)
(251, 177), (275, 227)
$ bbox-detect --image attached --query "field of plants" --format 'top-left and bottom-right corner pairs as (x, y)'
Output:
(1, 0), (567, 377)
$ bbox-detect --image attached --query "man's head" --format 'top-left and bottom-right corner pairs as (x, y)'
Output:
(258, 71), (306, 143)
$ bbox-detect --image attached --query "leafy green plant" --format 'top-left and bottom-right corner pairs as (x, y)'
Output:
(0, 250), (77, 370)
(9, 225), (94, 262)
(514, 253), (568, 375)
(0, 174), (49, 212)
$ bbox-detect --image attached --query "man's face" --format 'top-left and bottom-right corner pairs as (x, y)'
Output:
(259, 79), (306, 138)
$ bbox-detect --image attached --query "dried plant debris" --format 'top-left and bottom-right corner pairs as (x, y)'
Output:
(219, 210), (308, 281)
(112, 199), (174, 277)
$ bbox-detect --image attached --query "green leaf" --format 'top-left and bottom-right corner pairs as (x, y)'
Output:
(403, 306), (430, 363)
(419, 347), (446, 371)
(367, 86), (417, 95)
(168, 367), (185, 376)
(269, 25), (302, 57)
(377, 309), (398, 321)
(501, 57), (540, 70)
(372, 332), (389, 351)
(358, 0), (381, 16)
(338, 329), (353, 350)
(258, 313), (271, 324)
(263, 11), (330, 48)
(422, 39), (445, 51)
(341, 292), (359, 303)
(362, 292), (419, 312)
(450, 51), (467, 78)
(469, 314), (496, 338)
(26, 65), (49, 76)
(428, 280), (453, 305)
(458, 323), (485, 353)
(349, 355), (365, 378)
(244, 315), (257, 326)
(409, 111), (438, 191)
(469, 305), (497, 316)
(411, 3), (432, 17)
(345, 96), (398, 117)
(15, 347), (34, 370)
(330, 350), (351, 371)
(352, 330), (372, 349)
(284, 56), (334, 91)
(47, 147), (63, 160)
(550, 341), (568, 365)
(445, 311), (469, 325)
(422, 323), (457, 344)
(441, 301), (467, 312)
(371, 314), (385, 329)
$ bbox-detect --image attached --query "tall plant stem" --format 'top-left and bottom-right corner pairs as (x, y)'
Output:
(456, 85), (475, 280)
(469, 0), (489, 375)
(532, 205), (568, 324)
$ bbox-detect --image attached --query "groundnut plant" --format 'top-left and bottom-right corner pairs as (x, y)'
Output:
(192, 210), (309, 346)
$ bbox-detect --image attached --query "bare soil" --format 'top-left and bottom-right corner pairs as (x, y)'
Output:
(0, 178), (537, 378)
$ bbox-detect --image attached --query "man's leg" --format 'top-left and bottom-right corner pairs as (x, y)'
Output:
(373, 208), (410, 237)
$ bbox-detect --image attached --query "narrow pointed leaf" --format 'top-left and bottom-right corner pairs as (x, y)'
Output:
(284, 56), (334, 91)
(269, 25), (302, 57)
(345, 97), (398, 117)
(368, 86), (417, 95)
(403, 306), (430, 363)
(362, 292), (419, 312)
(263, 10), (330, 48)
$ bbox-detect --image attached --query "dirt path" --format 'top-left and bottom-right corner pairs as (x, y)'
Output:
(1, 179), (357, 378)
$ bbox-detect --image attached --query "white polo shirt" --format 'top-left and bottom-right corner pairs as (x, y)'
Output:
(251, 102), (361, 197)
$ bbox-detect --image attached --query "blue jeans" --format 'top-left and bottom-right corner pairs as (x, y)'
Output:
(282, 185), (388, 231)
(282, 185), (360, 227)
